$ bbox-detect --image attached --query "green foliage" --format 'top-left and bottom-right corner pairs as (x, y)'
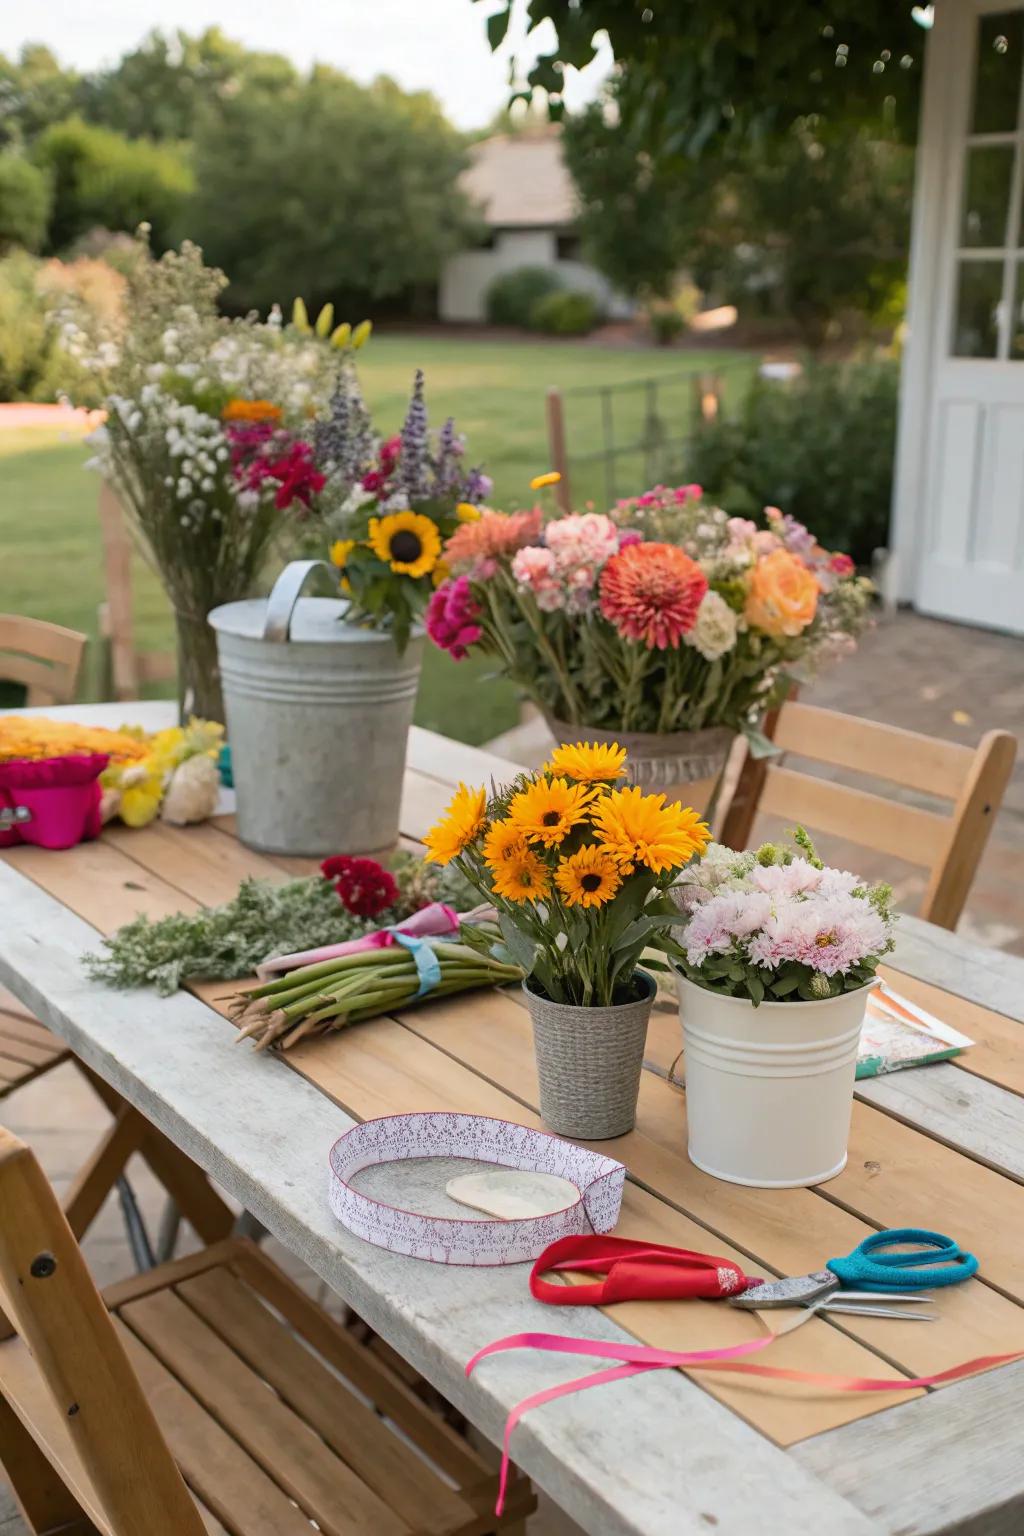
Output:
(0, 44), (79, 148)
(84, 852), (477, 995)
(34, 117), (193, 252)
(477, 1), (923, 152)
(485, 265), (562, 327)
(648, 307), (685, 346)
(0, 251), (63, 400)
(189, 71), (477, 313)
(529, 288), (600, 335)
(0, 154), (52, 251)
(78, 27), (296, 142)
(685, 359), (900, 565)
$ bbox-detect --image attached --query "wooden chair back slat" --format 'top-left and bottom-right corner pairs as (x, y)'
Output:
(771, 702), (973, 800)
(0, 1126), (206, 1536)
(0, 615), (86, 706)
(757, 766), (952, 866)
(721, 701), (1016, 930)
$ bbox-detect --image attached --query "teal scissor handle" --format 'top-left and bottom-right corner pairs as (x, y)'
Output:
(827, 1228), (978, 1292)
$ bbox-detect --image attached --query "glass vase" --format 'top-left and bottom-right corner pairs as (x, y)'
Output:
(174, 607), (225, 724)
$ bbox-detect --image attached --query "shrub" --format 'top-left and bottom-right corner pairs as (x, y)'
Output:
(34, 118), (193, 252)
(486, 266), (562, 327)
(530, 288), (601, 335)
(0, 155), (53, 252)
(684, 359), (899, 565)
(0, 251), (64, 400)
(648, 306), (685, 345)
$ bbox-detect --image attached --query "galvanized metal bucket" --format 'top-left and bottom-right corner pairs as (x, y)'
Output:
(209, 560), (423, 857)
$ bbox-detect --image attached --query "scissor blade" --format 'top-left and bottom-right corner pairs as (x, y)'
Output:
(832, 1290), (934, 1303)
(822, 1302), (936, 1320)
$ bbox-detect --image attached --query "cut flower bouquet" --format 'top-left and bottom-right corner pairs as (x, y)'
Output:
(316, 368), (490, 651)
(423, 739), (711, 1139)
(428, 481), (872, 748)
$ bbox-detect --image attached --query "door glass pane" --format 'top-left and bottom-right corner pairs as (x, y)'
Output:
(953, 260), (1004, 356)
(961, 145), (1015, 245)
(1012, 264), (1024, 357)
(972, 11), (1024, 133)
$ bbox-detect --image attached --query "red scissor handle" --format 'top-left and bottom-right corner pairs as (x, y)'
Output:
(529, 1235), (761, 1306)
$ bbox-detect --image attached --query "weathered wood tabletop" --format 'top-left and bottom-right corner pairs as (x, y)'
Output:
(2, 701), (1023, 1536)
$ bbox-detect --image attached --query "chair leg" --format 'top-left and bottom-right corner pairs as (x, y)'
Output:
(0, 1394), (91, 1534)
(62, 1108), (147, 1242)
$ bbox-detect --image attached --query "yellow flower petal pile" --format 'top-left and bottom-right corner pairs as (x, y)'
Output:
(0, 717), (150, 765)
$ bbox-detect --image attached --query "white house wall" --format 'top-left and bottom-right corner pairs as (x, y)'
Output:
(439, 229), (632, 322)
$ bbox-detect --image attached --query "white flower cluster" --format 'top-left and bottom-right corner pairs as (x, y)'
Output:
(94, 389), (242, 532)
(684, 589), (741, 661)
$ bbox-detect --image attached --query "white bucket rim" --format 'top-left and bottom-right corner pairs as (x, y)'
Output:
(675, 970), (880, 1014)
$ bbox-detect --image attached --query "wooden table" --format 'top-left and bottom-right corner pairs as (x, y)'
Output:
(2, 703), (1023, 1536)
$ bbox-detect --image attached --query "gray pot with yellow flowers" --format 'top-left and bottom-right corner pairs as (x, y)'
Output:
(424, 741), (711, 1140)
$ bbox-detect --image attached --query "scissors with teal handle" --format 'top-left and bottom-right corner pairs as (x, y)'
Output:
(731, 1228), (978, 1310)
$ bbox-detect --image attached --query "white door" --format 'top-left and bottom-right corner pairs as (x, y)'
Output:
(906, 1), (1024, 634)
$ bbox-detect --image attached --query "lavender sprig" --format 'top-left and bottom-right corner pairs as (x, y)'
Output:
(398, 368), (429, 502)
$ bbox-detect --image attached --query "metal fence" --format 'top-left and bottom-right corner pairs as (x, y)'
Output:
(545, 357), (752, 511)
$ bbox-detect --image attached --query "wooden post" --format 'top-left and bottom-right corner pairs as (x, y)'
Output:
(545, 388), (572, 511)
(97, 481), (140, 702)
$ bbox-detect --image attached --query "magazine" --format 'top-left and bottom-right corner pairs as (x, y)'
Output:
(857, 982), (974, 1079)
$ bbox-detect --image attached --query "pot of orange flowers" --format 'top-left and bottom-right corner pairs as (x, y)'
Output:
(424, 740), (710, 1140)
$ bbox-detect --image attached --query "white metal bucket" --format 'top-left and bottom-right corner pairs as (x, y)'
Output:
(676, 973), (877, 1187)
(209, 561), (422, 857)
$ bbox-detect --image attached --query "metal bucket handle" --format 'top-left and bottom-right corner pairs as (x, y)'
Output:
(262, 560), (334, 643)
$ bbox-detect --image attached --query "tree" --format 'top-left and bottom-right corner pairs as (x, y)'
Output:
(0, 44), (79, 148)
(79, 27), (296, 142)
(479, 1), (924, 152)
(34, 118), (193, 253)
(189, 70), (479, 313)
(0, 154), (52, 251)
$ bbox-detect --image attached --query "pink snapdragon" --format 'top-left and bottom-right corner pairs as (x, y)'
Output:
(425, 576), (482, 660)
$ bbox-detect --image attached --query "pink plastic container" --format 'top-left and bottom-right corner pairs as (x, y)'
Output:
(0, 753), (108, 850)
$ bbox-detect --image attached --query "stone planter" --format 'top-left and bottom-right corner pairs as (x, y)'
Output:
(523, 971), (656, 1141)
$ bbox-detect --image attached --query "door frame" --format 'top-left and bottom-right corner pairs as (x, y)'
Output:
(890, 0), (1024, 606)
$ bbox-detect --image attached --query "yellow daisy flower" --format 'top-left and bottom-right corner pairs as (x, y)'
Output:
(544, 741), (627, 784)
(530, 471), (561, 490)
(423, 782), (487, 864)
(483, 817), (528, 872)
(330, 538), (355, 569)
(506, 776), (598, 848)
(491, 846), (551, 903)
(555, 844), (622, 909)
(368, 511), (441, 578)
(590, 786), (710, 874)
(431, 560), (451, 588)
(455, 502), (482, 523)
(115, 758), (165, 828)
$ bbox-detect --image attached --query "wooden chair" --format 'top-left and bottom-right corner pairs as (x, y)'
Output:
(97, 482), (176, 702)
(0, 1126), (534, 1536)
(720, 701), (1017, 930)
(0, 615), (86, 707)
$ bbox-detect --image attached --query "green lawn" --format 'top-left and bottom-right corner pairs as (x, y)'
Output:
(0, 335), (753, 742)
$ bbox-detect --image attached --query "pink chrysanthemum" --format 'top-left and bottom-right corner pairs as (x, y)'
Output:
(599, 542), (708, 649)
(444, 507), (542, 574)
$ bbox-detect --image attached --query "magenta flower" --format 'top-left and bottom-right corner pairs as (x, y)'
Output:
(426, 576), (482, 660)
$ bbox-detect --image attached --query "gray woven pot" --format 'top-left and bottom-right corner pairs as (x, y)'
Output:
(544, 716), (734, 796)
(524, 972), (655, 1141)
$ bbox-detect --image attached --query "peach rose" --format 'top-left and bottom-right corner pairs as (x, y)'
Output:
(745, 549), (818, 637)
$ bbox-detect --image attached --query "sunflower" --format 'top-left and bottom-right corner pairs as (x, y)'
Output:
(483, 817), (528, 871)
(506, 776), (598, 848)
(423, 782), (487, 864)
(490, 846), (551, 902)
(368, 511), (442, 578)
(329, 538), (356, 592)
(544, 741), (627, 784)
(591, 786), (710, 874)
(555, 844), (622, 909)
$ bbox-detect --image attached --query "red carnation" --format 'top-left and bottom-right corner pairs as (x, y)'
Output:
(320, 855), (399, 918)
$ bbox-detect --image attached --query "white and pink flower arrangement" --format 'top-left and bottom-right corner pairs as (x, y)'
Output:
(673, 830), (896, 1005)
(426, 478), (872, 739)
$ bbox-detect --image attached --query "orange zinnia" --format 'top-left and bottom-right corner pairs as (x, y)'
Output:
(599, 543), (708, 650)
(222, 399), (282, 424)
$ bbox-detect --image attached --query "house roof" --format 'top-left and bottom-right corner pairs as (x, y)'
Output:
(461, 128), (578, 229)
